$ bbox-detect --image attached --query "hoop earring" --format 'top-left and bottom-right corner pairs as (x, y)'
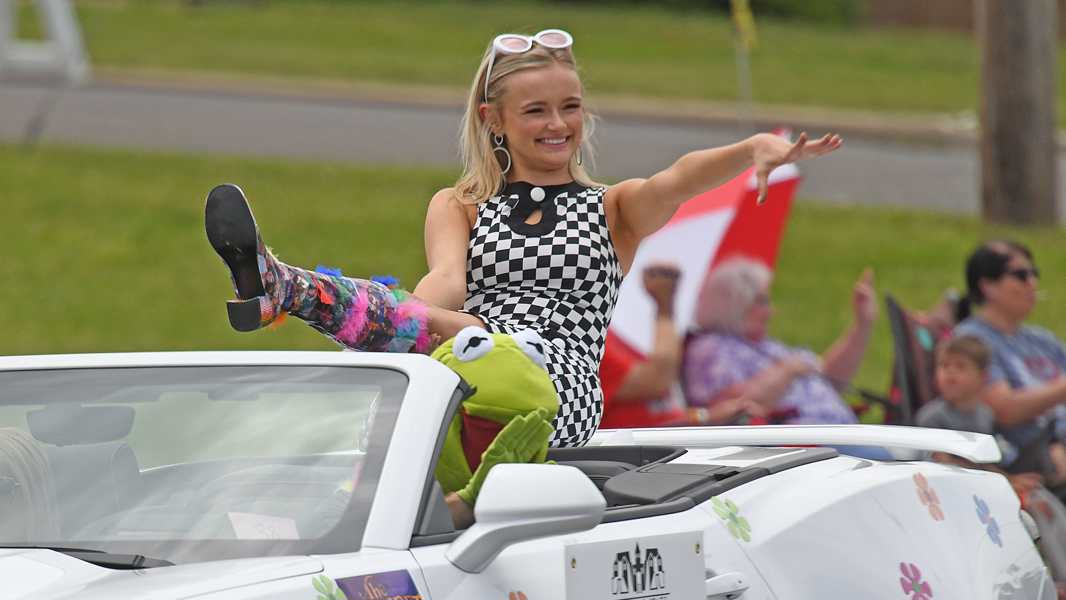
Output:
(492, 133), (512, 175)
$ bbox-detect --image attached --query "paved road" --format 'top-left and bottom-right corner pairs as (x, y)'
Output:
(4, 79), (1065, 218)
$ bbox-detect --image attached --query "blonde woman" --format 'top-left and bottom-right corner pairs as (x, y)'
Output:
(205, 29), (841, 447)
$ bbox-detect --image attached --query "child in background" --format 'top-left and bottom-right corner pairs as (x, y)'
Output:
(916, 336), (1052, 489)
(917, 335), (1066, 578)
(917, 336), (1023, 473)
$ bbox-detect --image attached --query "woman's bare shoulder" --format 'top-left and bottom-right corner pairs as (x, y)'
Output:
(428, 187), (476, 227)
(603, 178), (645, 206)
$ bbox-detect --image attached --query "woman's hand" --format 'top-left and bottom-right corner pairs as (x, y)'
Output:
(752, 132), (842, 204)
(780, 354), (821, 379)
(851, 268), (878, 327)
(703, 396), (767, 424)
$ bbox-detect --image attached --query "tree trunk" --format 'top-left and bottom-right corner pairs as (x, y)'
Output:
(977, 0), (1059, 224)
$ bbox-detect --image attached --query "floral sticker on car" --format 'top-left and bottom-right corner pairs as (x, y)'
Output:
(711, 496), (751, 542)
(899, 562), (933, 600)
(974, 495), (1003, 548)
(913, 473), (944, 521)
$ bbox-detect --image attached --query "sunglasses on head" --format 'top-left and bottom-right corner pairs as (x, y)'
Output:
(1006, 267), (1040, 282)
(484, 29), (574, 102)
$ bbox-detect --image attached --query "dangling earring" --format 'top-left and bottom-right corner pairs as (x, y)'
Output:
(492, 133), (512, 175)
(576, 146), (583, 166)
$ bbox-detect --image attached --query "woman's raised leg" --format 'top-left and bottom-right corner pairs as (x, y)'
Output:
(205, 184), (431, 353)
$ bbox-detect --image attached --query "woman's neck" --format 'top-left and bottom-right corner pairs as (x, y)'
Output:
(976, 305), (1022, 335)
(508, 164), (573, 186)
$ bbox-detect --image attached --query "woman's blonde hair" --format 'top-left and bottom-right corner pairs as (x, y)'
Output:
(455, 39), (598, 204)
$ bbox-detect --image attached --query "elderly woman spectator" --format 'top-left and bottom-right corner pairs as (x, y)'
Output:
(681, 256), (878, 424)
(953, 240), (1066, 480)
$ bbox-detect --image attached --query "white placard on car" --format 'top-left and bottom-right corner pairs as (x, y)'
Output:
(227, 512), (300, 540)
(565, 531), (704, 600)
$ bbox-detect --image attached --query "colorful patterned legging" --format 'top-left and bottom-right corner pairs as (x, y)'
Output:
(266, 256), (430, 354)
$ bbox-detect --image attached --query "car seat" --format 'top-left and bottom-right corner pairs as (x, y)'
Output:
(45, 441), (141, 537)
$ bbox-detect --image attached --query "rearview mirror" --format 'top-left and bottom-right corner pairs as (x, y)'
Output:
(27, 405), (134, 445)
(446, 463), (605, 573)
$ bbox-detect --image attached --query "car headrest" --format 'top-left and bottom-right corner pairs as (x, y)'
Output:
(45, 441), (141, 535)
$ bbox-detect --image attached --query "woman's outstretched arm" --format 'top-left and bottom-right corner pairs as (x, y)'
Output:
(607, 132), (842, 245)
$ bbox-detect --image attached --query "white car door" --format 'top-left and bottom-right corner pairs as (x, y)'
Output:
(412, 500), (714, 600)
(407, 446), (827, 600)
(187, 550), (429, 600)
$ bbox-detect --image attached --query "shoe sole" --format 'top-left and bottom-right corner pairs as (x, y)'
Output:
(204, 184), (267, 332)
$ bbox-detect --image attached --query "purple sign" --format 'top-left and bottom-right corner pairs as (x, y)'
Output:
(335, 570), (423, 600)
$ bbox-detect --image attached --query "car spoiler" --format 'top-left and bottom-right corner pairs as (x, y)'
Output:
(590, 424), (1002, 464)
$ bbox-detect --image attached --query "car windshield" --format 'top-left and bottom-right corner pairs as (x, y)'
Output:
(0, 364), (407, 565)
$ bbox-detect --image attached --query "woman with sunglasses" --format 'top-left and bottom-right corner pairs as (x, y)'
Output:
(205, 29), (841, 448)
(953, 240), (1066, 476)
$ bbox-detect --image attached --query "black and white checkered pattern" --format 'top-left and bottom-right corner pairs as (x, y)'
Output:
(465, 182), (623, 447)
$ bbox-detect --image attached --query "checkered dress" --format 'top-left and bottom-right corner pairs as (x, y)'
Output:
(465, 181), (623, 447)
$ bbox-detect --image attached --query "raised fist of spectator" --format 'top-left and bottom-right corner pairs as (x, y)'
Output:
(642, 263), (681, 315)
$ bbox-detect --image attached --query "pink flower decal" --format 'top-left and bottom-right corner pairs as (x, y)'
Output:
(899, 562), (933, 600)
(914, 473), (944, 521)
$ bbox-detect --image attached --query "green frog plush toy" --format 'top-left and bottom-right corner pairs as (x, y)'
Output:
(432, 326), (558, 506)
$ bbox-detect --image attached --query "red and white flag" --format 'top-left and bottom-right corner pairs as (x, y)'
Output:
(606, 157), (801, 357)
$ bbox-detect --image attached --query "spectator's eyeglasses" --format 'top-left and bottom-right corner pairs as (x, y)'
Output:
(1006, 267), (1040, 282)
(484, 29), (574, 101)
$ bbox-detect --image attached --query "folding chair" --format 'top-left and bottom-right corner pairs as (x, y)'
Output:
(884, 294), (942, 425)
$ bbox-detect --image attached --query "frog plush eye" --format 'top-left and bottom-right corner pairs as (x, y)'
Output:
(453, 326), (495, 362)
(511, 329), (547, 370)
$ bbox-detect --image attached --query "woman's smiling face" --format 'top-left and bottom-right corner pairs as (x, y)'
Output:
(489, 62), (584, 180)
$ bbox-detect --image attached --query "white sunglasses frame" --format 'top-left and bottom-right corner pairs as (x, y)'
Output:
(483, 28), (574, 102)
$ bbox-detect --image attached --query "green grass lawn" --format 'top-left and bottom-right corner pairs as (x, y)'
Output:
(0, 143), (454, 354)
(3, 143), (1064, 405)
(11, 0), (1030, 116)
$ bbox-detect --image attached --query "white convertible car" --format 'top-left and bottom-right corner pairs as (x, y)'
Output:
(0, 352), (1055, 599)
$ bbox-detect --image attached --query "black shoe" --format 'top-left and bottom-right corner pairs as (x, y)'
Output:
(204, 183), (271, 331)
